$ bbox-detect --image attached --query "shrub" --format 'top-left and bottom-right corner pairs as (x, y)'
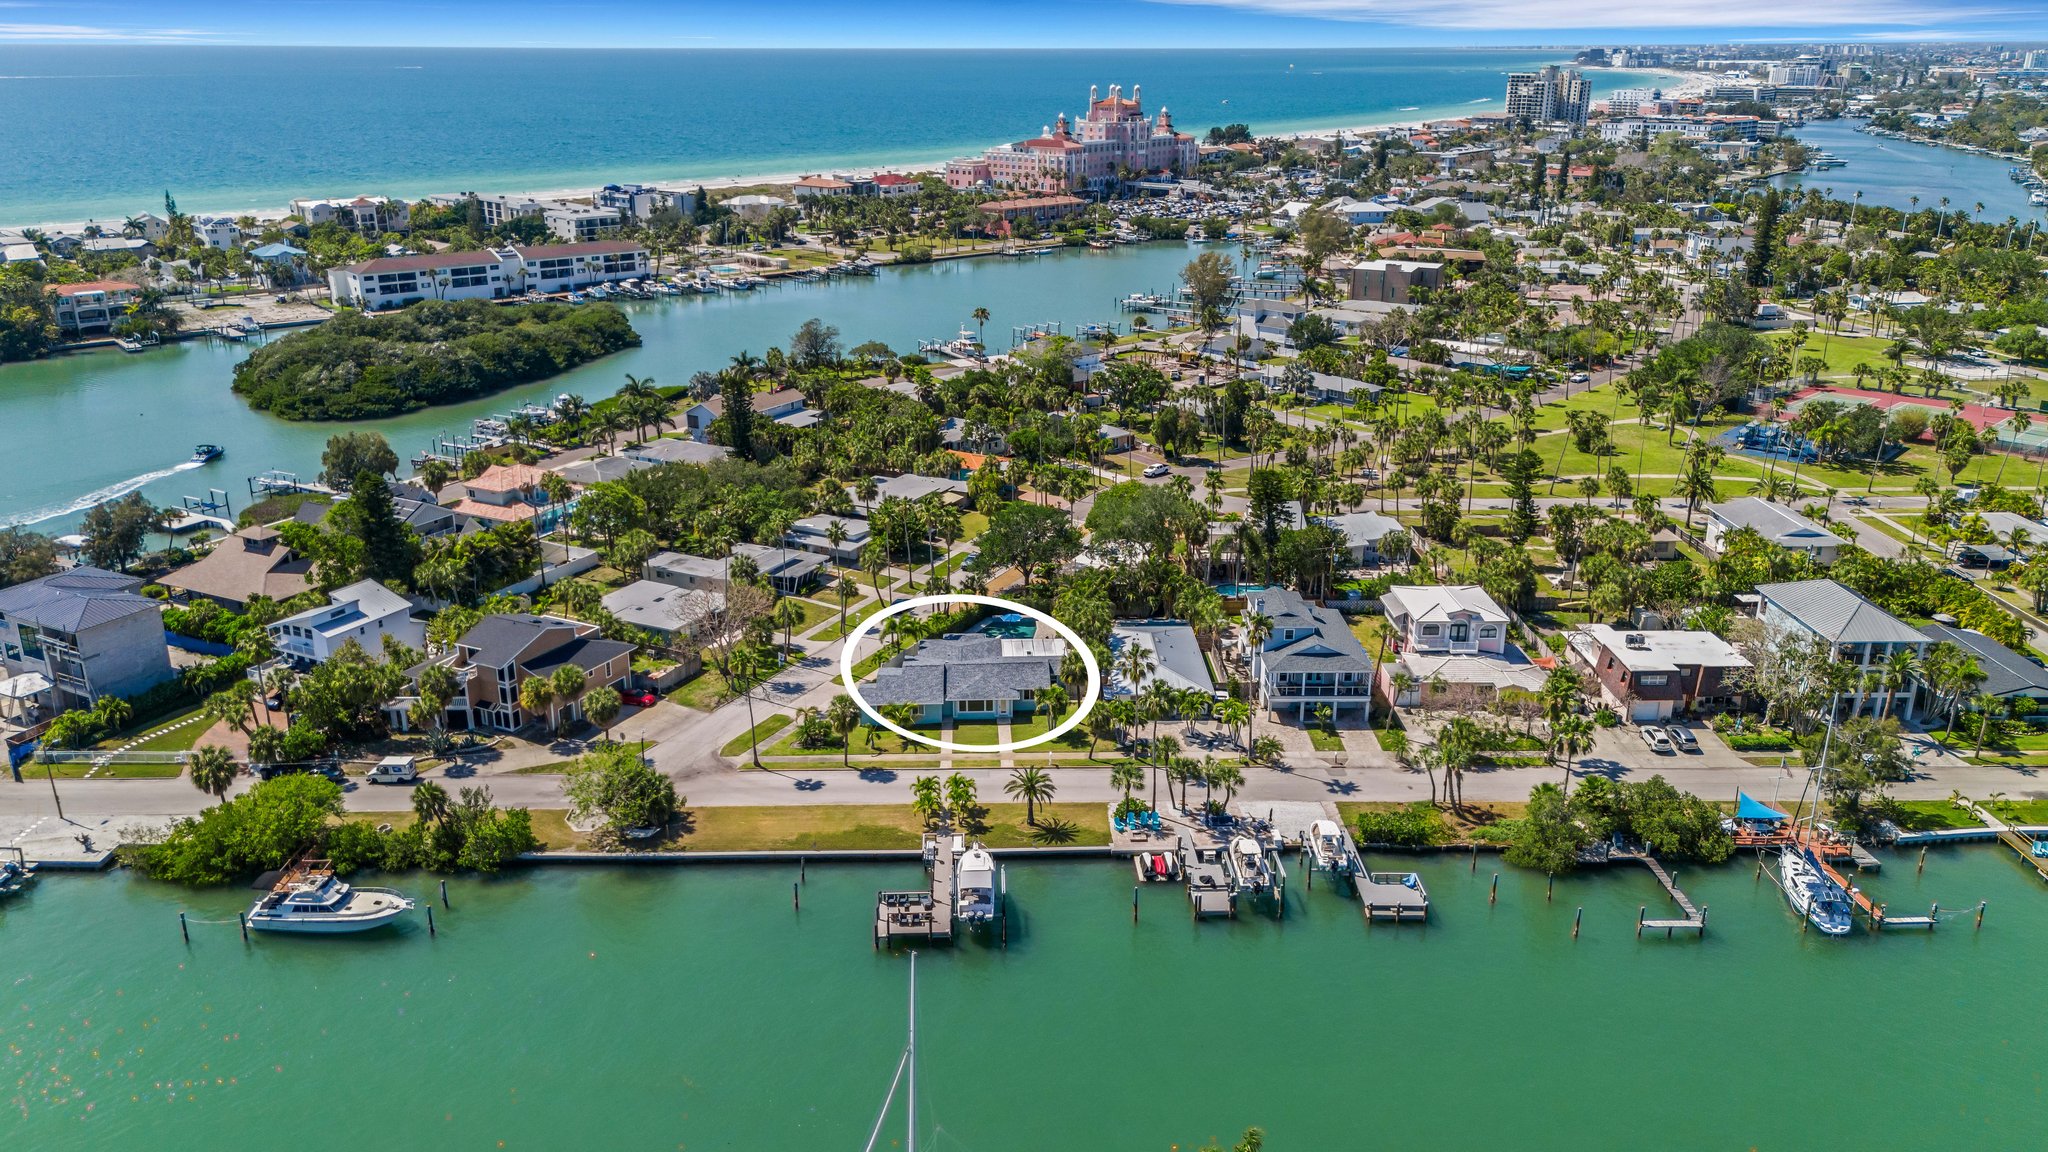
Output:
(1723, 732), (1794, 752)
(121, 775), (344, 885)
(1592, 708), (1620, 727)
(1354, 804), (1446, 848)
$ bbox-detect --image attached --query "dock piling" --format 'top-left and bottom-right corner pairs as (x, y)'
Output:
(238, 912), (248, 943)
(801, 856), (807, 883)
(1636, 905), (1645, 938)
(1490, 873), (1499, 904)
(1546, 873), (1554, 903)
(1931, 901), (1939, 929)
(440, 879), (448, 909)
(1918, 847), (1926, 875)
(1471, 844), (1477, 872)
(793, 881), (800, 913)
(1133, 885), (1139, 922)
(426, 906), (436, 937)
(180, 912), (189, 942)
(1976, 900), (1986, 930)
(1572, 907), (1582, 939)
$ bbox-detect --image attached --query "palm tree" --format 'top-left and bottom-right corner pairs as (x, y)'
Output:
(187, 745), (238, 804)
(549, 665), (587, 730)
(583, 685), (622, 742)
(729, 647), (767, 768)
(1005, 767), (1056, 825)
(971, 306), (990, 347)
(411, 780), (451, 827)
(1110, 760), (1144, 802)
(773, 596), (807, 655)
(910, 775), (945, 826)
(518, 676), (556, 732)
(1215, 697), (1251, 750)
(1879, 649), (1919, 721)
(826, 694), (860, 767)
(831, 575), (857, 636)
(1548, 713), (1594, 795)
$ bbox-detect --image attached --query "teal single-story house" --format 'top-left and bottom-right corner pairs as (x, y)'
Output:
(863, 634), (1065, 724)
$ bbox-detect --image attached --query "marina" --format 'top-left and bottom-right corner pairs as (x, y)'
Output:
(3, 850), (2040, 1150)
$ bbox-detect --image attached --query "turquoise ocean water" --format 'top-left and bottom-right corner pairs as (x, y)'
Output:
(0, 47), (1672, 224)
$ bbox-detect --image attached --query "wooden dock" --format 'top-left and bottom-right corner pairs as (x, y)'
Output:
(1813, 854), (1937, 930)
(1615, 852), (1706, 937)
(1993, 824), (2048, 883)
(1354, 871), (1430, 920)
(874, 834), (960, 947)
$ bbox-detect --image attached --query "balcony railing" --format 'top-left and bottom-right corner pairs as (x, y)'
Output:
(1267, 683), (1371, 697)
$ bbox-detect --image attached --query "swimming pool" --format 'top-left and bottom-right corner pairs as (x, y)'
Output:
(1214, 583), (1269, 596)
(977, 613), (1038, 639)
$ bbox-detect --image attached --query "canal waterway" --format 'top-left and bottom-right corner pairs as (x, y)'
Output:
(1774, 118), (2047, 226)
(2, 846), (2036, 1150)
(0, 241), (1210, 531)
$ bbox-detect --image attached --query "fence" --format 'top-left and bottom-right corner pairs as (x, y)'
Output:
(35, 750), (192, 765)
(166, 633), (237, 657)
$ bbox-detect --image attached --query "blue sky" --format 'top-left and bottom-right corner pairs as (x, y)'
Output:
(0, 0), (2040, 47)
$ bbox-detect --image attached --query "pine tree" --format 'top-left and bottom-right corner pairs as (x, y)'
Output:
(341, 469), (419, 587)
(722, 372), (755, 460)
(1745, 189), (1780, 288)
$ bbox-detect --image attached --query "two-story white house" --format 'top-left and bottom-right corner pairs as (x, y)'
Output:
(1379, 584), (1546, 706)
(785, 514), (871, 563)
(1243, 587), (1376, 721)
(265, 580), (422, 665)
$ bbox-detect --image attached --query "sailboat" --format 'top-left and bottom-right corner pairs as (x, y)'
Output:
(1779, 846), (1853, 935)
(862, 954), (919, 1152)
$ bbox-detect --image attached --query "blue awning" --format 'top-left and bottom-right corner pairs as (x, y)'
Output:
(1736, 792), (1788, 822)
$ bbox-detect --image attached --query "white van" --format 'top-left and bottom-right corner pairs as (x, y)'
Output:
(366, 755), (420, 784)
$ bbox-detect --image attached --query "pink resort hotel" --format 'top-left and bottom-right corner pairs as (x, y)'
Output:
(944, 83), (1201, 196)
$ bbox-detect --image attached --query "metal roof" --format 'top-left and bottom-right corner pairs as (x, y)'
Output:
(0, 567), (157, 633)
(1756, 580), (1925, 646)
(1918, 623), (2048, 698)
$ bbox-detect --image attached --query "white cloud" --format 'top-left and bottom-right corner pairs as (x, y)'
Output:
(1144, 0), (2000, 30)
(0, 22), (223, 41)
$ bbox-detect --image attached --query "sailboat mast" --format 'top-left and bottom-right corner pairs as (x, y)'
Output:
(906, 952), (917, 1152)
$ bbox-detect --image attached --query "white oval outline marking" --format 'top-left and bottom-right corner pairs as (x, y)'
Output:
(838, 594), (1101, 754)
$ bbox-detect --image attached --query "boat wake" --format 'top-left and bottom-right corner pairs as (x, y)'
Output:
(1, 460), (205, 529)
(1467, 97), (1493, 104)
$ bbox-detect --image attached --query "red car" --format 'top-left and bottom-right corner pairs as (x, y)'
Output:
(620, 688), (659, 708)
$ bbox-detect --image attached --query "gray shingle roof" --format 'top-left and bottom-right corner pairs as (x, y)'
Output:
(1757, 580), (1925, 645)
(458, 614), (567, 668)
(1247, 587), (1373, 674)
(0, 567), (157, 632)
(863, 634), (1060, 706)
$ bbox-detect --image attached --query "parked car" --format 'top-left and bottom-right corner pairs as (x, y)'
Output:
(1142, 463), (1171, 478)
(1569, 372), (1591, 383)
(621, 688), (659, 708)
(1665, 726), (1699, 753)
(1639, 726), (1675, 754)
(366, 755), (419, 784)
(256, 762), (347, 783)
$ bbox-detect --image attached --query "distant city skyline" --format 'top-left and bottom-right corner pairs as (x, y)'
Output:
(0, 0), (2037, 48)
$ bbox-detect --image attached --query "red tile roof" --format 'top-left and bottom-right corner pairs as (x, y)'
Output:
(48, 280), (139, 297)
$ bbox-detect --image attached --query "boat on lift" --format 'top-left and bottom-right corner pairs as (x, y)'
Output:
(955, 841), (997, 923)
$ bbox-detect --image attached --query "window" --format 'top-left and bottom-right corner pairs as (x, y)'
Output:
(1422, 624), (1440, 637)
(1480, 626), (1497, 639)
(1637, 673), (1669, 686)
(959, 699), (993, 714)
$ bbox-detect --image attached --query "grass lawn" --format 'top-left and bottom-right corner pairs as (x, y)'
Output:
(946, 719), (1006, 748)
(1526, 382), (1636, 432)
(94, 703), (207, 751)
(523, 802), (1110, 852)
(959, 511), (990, 539)
(668, 650), (787, 711)
(721, 713), (792, 758)
(811, 597), (886, 643)
(1983, 798), (2048, 825)
(776, 597), (836, 637)
(1889, 799), (1987, 832)
(1347, 612), (1390, 655)
(1793, 332), (1898, 379)
(1006, 709), (1092, 750)
(1308, 728), (1345, 752)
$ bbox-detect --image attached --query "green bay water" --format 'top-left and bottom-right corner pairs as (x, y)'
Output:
(0, 241), (1204, 530)
(4, 849), (2040, 1150)
(1774, 118), (2047, 225)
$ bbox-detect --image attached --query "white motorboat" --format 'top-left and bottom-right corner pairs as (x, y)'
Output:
(1779, 847), (1852, 936)
(955, 842), (997, 922)
(1307, 819), (1348, 872)
(1229, 835), (1272, 894)
(247, 863), (414, 934)
(0, 852), (35, 897)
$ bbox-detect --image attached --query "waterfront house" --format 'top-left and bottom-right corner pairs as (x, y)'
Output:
(793, 175), (856, 199)
(862, 633), (1065, 725)
(1380, 584), (1546, 706)
(47, 281), (140, 333)
(398, 613), (632, 733)
(556, 455), (653, 487)
(723, 194), (791, 221)
(1916, 623), (2048, 713)
(193, 215), (241, 249)
(81, 237), (154, 260)
(1754, 579), (1927, 718)
(1705, 498), (1845, 564)
(593, 183), (697, 220)
(1566, 624), (1749, 722)
(785, 514), (872, 563)
(159, 526), (313, 611)
(682, 388), (806, 442)
(1107, 621), (1215, 699)
(290, 196), (410, 234)
(872, 173), (922, 198)
(446, 463), (570, 532)
(266, 579), (423, 666)
(1242, 587), (1375, 721)
(0, 568), (172, 714)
